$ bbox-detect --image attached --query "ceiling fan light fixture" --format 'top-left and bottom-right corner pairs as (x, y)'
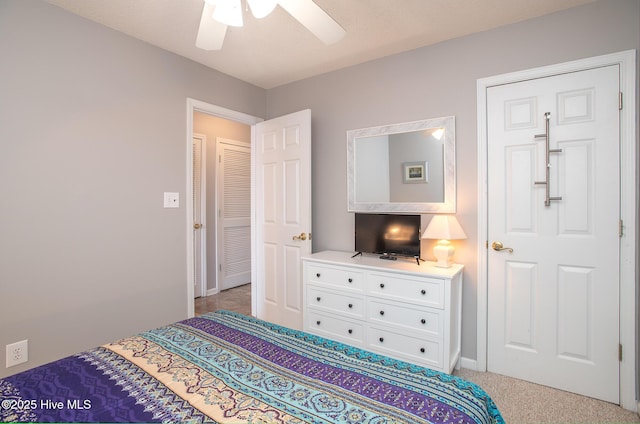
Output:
(247, 0), (278, 19)
(212, 0), (243, 27)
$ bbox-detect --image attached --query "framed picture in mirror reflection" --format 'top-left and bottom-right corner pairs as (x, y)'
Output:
(403, 161), (428, 183)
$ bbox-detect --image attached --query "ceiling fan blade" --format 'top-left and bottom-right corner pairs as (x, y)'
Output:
(196, 2), (228, 50)
(278, 0), (345, 45)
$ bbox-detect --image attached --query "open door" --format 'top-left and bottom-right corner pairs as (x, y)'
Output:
(252, 109), (312, 330)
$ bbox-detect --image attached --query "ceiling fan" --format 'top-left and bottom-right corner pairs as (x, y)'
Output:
(196, 0), (345, 50)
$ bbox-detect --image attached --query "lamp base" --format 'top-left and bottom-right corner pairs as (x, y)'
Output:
(433, 240), (455, 268)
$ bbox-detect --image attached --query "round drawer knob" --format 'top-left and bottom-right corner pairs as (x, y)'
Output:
(380, 283), (385, 289)
(348, 329), (353, 334)
(316, 273), (321, 278)
(348, 278), (353, 283)
(316, 296), (321, 302)
(379, 310), (385, 316)
(420, 347), (426, 353)
(316, 320), (321, 325)
(421, 319), (426, 324)
(348, 303), (353, 308)
(379, 337), (384, 343)
(421, 289), (426, 295)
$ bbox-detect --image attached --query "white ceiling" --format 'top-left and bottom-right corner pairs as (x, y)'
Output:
(44, 0), (594, 89)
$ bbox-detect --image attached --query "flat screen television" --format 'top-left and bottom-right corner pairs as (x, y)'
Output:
(354, 213), (421, 259)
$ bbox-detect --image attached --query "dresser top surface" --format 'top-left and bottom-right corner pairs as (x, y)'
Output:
(303, 250), (463, 278)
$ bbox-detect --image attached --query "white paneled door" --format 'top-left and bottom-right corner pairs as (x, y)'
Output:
(217, 138), (251, 291)
(254, 110), (312, 330)
(487, 65), (620, 402)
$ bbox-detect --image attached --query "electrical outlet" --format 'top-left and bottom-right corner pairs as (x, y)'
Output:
(6, 340), (28, 368)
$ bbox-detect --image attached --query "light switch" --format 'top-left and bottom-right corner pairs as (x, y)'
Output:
(163, 192), (179, 208)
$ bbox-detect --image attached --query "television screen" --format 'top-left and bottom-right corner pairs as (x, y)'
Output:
(355, 213), (421, 258)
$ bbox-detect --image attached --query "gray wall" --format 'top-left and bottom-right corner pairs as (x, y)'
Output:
(266, 0), (640, 361)
(0, 0), (265, 378)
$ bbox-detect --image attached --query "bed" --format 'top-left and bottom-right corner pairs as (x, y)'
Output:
(0, 310), (503, 423)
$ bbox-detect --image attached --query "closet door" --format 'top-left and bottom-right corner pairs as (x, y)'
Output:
(487, 65), (620, 403)
(217, 138), (251, 290)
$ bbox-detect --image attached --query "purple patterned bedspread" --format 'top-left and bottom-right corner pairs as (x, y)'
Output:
(0, 311), (503, 423)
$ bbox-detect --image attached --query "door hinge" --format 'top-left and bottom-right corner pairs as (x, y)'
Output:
(619, 219), (624, 237)
(485, 240), (489, 249)
(619, 92), (623, 110)
(619, 343), (623, 362)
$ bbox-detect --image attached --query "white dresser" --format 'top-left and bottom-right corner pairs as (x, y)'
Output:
(302, 250), (463, 374)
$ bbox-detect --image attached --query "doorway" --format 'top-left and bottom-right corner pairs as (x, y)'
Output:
(193, 115), (251, 300)
(186, 101), (313, 331)
(186, 99), (262, 317)
(476, 50), (636, 410)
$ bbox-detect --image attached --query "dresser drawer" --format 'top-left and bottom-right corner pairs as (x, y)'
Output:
(303, 251), (463, 374)
(306, 310), (365, 346)
(306, 264), (364, 291)
(367, 326), (443, 370)
(367, 272), (444, 309)
(367, 299), (442, 338)
(307, 285), (365, 319)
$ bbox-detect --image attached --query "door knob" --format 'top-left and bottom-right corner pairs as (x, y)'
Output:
(194, 223), (202, 229)
(292, 232), (307, 241)
(491, 241), (513, 253)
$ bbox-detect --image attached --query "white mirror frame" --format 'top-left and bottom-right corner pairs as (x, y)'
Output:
(347, 116), (456, 213)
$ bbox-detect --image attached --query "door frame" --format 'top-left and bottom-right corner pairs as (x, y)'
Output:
(476, 50), (636, 410)
(185, 98), (262, 318)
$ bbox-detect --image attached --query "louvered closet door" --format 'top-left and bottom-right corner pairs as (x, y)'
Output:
(217, 138), (251, 290)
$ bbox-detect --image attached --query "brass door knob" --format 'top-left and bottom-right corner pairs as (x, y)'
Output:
(194, 223), (202, 229)
(292, 232), (307, 241)
(491, 241), (513, 253)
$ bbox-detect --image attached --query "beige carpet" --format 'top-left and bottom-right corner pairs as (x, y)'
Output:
(454, 368), (639, 424)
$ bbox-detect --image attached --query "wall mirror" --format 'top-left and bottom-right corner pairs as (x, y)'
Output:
(347, 116), (456, 213)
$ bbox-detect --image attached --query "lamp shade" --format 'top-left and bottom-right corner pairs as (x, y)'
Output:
(422, 215), (467, 240)
(422, 215), (466, 267)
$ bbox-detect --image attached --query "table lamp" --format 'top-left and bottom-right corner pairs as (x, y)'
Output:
(422, 215), (467, 268)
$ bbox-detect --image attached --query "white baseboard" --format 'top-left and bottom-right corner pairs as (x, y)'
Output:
(459, 356), (478, 371)
(206, 288), (218, 297)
